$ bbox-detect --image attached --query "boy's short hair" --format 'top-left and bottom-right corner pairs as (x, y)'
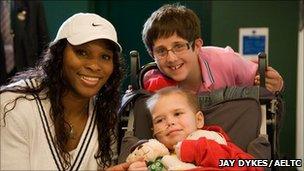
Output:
(142, 3), (201, 53)
(146, 86), (200, 113)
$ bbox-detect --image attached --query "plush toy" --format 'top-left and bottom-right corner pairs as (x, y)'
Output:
(126, 139), (194, 171)
(126, 139), (170, 171)
(126, 129), (227, 171)
(126, 139), (169, 163)
(174, 129), (227, 161)
(186, 129), (227, 144)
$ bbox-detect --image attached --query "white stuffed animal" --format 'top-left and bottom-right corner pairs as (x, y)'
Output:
(126, 129), (227, 170)
(187, 129), (227, 144)
(174, 129), (227, 161)
(126, 139), (195, 171)
(126, 139), (169, 163)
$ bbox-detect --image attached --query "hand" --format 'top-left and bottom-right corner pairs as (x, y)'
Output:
(105, 162), (131, 171)
(128, 160), (148, 171)
(255, 66), (283, 93)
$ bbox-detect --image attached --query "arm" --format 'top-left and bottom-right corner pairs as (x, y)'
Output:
(143, 69), (176, 92)
(106, 161), (147, 171)
(178, 137), (259, 170)
(105, 162), (131, 171)
(226, 47), (283, 93)
(128, 160), (148, 171)
(0, 95), (30, 170)
(231, 53), (258, 87)
(249, 57), (284, 93)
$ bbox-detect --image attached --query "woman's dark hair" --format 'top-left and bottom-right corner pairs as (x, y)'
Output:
(0, 39), (125, 169)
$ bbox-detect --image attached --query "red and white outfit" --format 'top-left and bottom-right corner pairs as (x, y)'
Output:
(180, 125), (263, 171)
(144, 46), (258, 93)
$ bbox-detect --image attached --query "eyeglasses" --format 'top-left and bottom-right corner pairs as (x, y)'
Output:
(152, 41), (193, 60)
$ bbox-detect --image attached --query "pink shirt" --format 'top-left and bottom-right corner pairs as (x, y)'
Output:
(143, 46), (258, 93)
(198, 46), (257, 92)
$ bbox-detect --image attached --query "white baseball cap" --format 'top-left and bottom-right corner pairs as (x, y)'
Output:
(53, 13), (122, 52)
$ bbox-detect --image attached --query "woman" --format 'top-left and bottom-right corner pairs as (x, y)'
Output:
(0, 13), (126, 170)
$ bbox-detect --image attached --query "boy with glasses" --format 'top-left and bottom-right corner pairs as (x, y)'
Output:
(142, 3), (283, 94)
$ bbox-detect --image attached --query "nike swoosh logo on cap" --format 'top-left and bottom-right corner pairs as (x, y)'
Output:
(92, 23), (101, 26)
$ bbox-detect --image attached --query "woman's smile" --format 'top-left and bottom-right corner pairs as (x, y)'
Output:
(63, 40), (114, 98)
(79, 74), (101, 87)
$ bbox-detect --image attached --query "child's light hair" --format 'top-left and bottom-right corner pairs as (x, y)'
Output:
(146, 86), (200, 113)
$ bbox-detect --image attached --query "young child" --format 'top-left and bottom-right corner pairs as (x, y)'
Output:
(129, 86), (263, 170)
(142, 4), (283, 94)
